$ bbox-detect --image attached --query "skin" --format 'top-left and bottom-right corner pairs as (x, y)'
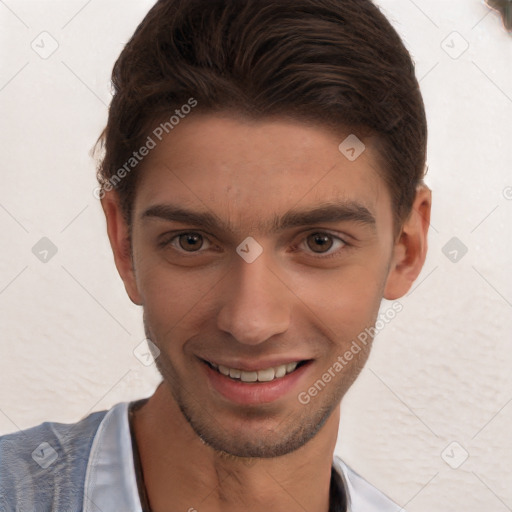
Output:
(102, 113), (431, 512)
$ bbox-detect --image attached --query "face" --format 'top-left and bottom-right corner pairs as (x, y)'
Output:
(104, 114), (426, 459)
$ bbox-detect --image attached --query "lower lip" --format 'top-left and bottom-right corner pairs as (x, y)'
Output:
(202, 360), (313, 405)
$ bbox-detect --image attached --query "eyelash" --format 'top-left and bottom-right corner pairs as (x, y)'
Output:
(159, 230), (351, 259)
(293, 232), (350, 259)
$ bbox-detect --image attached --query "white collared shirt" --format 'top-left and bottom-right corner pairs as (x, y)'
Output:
(83, 402), (405, 512)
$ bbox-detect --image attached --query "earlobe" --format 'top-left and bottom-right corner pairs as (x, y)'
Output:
(101, 191), (143, 306)
(383, 185), (432, 300)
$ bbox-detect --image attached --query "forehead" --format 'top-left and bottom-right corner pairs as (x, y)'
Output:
(134, 114), (392, 234)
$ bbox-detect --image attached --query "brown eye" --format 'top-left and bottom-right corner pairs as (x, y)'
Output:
(306, 233), (334, 253)
(178, 232), (204, 251)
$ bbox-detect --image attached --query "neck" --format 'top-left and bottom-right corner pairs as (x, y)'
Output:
(132, 382), (341, 512)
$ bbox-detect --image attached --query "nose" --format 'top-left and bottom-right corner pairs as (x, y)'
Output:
(216, 254), (291, 346)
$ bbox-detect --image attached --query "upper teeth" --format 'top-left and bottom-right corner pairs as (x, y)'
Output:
(211, 362), (299, 382)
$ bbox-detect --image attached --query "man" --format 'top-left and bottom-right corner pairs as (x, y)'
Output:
(0, 0), (431, 510)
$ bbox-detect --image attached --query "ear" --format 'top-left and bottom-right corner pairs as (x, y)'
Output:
(384, 184), (432, 300)
(101, 190), (143, 306)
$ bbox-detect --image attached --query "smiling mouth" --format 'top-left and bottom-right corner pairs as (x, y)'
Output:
(202, 359), (310, 383)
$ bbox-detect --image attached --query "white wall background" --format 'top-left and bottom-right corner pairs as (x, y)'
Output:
(1, 1), (511, 510)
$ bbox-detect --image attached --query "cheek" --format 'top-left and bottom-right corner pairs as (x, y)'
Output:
(136, 258), (221, 338)
(289, 261), (388, 346)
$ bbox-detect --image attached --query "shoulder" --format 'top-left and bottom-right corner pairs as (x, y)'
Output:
(333, 456), (405, 512)
(0, 407), (109, 512)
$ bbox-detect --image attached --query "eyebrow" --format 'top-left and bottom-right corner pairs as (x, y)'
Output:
(140, 201), (377, 234)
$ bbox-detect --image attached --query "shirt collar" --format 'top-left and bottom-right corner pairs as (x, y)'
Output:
(83, 402), (142, 511)
(84, 401), (402, 512)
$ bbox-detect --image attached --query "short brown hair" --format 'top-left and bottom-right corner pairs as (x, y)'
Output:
(96, 0), (427, 238)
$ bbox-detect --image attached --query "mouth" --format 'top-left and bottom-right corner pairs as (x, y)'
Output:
(202, 359), (310, 383)
(199, 357), (314, 405)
